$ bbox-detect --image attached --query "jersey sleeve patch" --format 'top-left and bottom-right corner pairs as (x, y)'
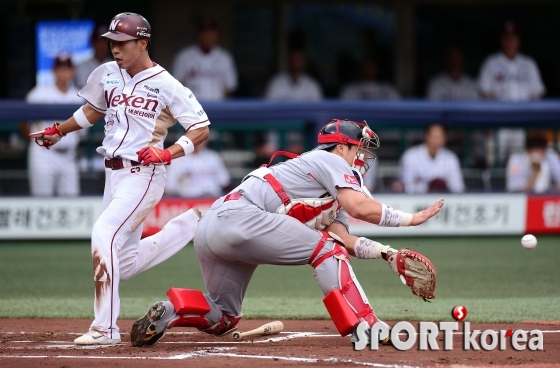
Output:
(344, 174), (359, 185)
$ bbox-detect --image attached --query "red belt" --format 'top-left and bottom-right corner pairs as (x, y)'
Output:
(105, 158), (141, 170)
(224, 193), (243, 202)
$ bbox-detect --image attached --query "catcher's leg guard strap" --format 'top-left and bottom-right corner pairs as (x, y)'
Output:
(312, 237), (379, 336)
(338, 258), (378, 326)
(308, 231), (330, 266)
(309, 231), (349, 268)
(166, 288), (241, 336)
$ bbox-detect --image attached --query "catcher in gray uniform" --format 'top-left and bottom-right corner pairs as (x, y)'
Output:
(130, 119), (443, 347)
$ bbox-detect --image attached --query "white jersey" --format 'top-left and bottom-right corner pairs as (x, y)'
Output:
(26, 83), (85, 151)
(507, 149), (560, 193)
(74, 56), (113, 88)
(340, 81), (400, 100)
(400, 144), (465, 194)
(265, 72), (323, 101)
(165, 147), (230, 197)
(478, 52), (545, 101)
(172, 45), (238, 101)
(426, 73), (479, 101)
(79, 61), (210, 161)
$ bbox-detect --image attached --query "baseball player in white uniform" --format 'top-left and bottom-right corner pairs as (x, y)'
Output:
(172, 17), (237, 101)
(130, 119), (442, 348)
(478, 22), (546, 164)
(26, 52), (85, 196)
(399, 124), (465, 194)
(478, 22), (545, 101)
(29, 12), (210, 345)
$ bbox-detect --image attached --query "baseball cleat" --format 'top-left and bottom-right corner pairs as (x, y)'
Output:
(130, 301), (169, 347)
(74, 331), (121, 345)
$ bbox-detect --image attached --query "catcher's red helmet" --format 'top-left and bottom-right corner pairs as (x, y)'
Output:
(315, 119), (380, 175)
(101, 12), (151, 42)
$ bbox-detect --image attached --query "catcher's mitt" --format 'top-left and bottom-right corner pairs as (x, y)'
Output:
(386, 249), (436, 302)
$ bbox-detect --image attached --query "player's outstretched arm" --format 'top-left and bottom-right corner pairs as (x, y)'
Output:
(29, 103), (104, 149)
(337, 187), (444, 227)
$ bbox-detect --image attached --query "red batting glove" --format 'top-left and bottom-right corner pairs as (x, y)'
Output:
(29, 122), (65, 150)
(136, 146), (173, 166)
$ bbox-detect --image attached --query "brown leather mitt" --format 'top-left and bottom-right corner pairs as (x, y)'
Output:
(386, 249), (436, 302)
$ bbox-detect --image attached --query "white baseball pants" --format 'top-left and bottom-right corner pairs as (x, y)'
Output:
(89, 164), (199, 340)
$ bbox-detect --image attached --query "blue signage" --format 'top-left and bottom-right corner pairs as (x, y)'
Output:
(36, 20), (95, 86)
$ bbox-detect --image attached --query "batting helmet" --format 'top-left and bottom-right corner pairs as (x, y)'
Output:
(101, 12), (151, 42)
(315, 119), (380, 175)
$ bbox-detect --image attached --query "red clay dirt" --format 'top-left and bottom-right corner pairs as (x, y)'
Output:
(0, 318), (558, 367)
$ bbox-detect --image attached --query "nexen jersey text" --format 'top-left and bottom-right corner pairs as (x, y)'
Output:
(79, 61), (209, 161)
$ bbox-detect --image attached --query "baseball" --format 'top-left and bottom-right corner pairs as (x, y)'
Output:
(521, 234), (537, 250)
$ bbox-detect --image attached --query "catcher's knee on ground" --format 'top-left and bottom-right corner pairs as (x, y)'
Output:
(310, 232), (379, 337)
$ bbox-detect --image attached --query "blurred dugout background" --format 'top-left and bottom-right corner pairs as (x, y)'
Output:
(1, 0), (560, 195)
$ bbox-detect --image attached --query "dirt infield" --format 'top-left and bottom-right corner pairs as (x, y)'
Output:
(0, 319), (559, 367)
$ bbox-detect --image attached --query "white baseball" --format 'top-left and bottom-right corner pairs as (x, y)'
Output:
(521, 234), (537, 250)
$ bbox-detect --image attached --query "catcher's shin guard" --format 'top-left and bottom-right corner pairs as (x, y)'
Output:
(310, 232), (379, 336)
(166, 288), (241, 336)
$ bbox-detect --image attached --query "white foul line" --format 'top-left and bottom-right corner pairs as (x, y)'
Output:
(0, 350), (416, 368)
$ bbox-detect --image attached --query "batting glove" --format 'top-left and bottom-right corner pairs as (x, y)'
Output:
(137, 146), (173, 166)
(29, 122), (64, 150)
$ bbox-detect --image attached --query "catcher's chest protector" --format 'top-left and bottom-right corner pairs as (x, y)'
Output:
(244, 167), (339, 230)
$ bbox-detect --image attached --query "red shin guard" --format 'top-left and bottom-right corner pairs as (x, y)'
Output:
(166, 287), (241, 336)
(311, 234), (379, 336)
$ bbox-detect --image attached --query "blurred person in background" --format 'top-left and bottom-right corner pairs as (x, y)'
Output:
(478, 21), (545, 101)
(506, 136), (560, 193)
(265, 49), (323, 101)
(165, 140), (230, 198)
(264, 49), (322, 152)
(339, 57), (400, 100)
(426, 45), (479, 101)
(74, 25), (112, 88)
(23, 52), (85, 196)
(172, 16), (238, 101)
(478, 21), (546, 165)
(427, 45), (483, 167)
(398, 124), (465, 194)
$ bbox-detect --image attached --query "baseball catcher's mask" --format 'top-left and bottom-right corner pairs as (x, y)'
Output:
(102, 12), (151, 42)
(315, 119), (380, 175)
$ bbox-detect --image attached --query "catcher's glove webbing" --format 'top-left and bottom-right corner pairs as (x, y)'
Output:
(385, 249), (436, 302)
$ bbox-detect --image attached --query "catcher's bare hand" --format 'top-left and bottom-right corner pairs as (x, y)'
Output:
(410, 198), (444, 226)
(29, 122), (64, 150)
